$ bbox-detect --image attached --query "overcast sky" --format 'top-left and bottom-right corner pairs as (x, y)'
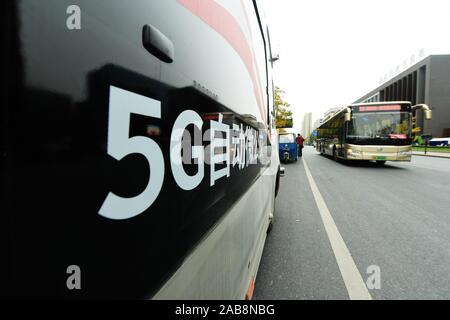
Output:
(261, 0), (450, 133)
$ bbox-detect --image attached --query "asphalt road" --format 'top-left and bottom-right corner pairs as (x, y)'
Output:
(254, 146), (450, 300)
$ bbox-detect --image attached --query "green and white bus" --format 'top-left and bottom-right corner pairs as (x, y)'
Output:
(316, 102), (432, 164)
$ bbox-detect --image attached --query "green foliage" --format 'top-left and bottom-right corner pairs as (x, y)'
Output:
(274, 86), (293, 128)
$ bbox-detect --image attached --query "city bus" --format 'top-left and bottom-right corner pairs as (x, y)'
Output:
(316, 102), (432, 164)
(1, 0), (282, 299)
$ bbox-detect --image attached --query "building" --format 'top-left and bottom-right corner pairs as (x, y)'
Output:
(354, 55), (450, 138)
(302, 112), (312, 138)
(313, 118), (323, 130)
(322, 107), (342, 122)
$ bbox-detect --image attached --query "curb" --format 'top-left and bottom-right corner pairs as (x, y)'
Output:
(412, 153), (450, 159)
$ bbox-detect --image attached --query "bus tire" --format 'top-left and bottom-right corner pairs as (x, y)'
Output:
(275, 168), (280, 197)
(333, 146), (338, 161)
(267, 214), (273, 233)
(267, 191), (276, 233)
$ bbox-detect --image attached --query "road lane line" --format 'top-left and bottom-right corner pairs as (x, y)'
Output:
(302, 158), (372, 300)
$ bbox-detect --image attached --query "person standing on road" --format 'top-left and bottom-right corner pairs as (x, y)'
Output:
(296, 134), (304, 157)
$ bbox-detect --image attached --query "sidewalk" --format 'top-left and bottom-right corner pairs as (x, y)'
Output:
(412, 151), (450, 159)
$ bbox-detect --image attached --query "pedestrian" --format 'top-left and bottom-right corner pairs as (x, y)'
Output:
(296, 134), (304, 157)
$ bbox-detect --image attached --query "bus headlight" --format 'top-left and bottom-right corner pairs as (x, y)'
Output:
(348, 149), (362, 155)
(398, 150), (412, 156)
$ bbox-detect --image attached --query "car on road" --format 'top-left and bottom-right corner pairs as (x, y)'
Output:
(429, 137), (450, 146)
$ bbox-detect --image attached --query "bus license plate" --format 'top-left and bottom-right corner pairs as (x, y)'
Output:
(376, 156), (386, 160)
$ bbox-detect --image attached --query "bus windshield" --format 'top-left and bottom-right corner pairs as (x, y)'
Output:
(279, 134), (294, 143)
(347, 112), (410, 139)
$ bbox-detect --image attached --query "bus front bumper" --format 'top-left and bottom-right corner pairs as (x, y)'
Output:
(345, 145), (412, 161)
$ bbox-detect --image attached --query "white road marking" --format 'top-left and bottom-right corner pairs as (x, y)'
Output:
(302, 158), (373, 300)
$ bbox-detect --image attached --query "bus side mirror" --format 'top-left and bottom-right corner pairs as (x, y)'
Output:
(270, 52), (280, 63)
(412, 104), (432, 120)
(344, 112), (351, 122)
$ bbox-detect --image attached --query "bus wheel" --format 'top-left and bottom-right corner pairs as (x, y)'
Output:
(275, 168), (280, 197)
(267, 191), (276, 233)
(376, 160), (386, 165)
(267, 212), (274, 233)
(333, 147), (338, 161)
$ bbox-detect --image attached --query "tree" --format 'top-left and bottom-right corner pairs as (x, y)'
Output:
(274, 86), (293, 129)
